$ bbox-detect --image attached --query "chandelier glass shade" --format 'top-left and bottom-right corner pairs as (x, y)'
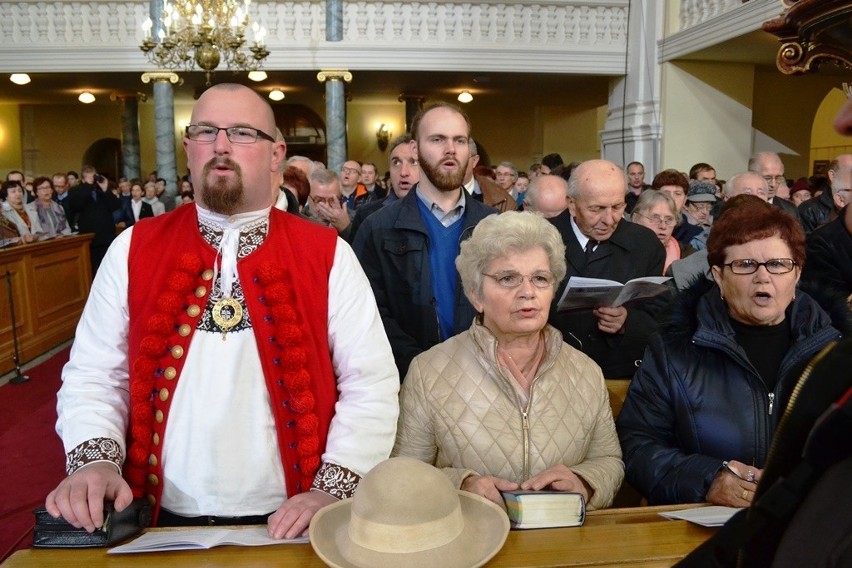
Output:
(140, 0), (270, 85)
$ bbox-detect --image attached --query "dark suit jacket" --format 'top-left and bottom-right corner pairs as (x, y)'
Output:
(801, 206), (852, 299)
(120, 199), (155, 226)
(771, 196), (802, 223)
(547, 209), (668, 378)
(66, 182), (120, 247)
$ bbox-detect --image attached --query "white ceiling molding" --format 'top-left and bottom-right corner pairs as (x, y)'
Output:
(659, 0), (784, 63)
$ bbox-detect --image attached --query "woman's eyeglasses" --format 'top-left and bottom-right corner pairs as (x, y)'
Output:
(722, 258), (796, 275)
(482, 271), (555, 289)
(636, 213), (676, 227)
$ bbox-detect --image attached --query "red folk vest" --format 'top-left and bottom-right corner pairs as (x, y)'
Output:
(125, 205), (339, 523)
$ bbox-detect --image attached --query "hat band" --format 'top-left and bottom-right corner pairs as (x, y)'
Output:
(348, 504), (464, 553)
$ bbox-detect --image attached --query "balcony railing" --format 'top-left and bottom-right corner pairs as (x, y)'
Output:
(0, 1), (629, 74)
(662, 0), (785, 62)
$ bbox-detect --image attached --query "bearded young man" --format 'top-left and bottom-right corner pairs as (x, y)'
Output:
(45, 83), (399, 540)
(353, 102), (496, 379)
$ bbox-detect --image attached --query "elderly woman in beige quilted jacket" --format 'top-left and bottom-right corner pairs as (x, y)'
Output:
(393, 211), (624, 510)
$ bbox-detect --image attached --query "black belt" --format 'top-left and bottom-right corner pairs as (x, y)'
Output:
(157, 509), (271, 527)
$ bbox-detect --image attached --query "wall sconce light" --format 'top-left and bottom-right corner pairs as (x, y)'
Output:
(457, 90), (473, 104)
(78, 91), (96, 104)
(376, 123), (392, 151)
(248, 71), (268, 82)
(268, 89), (285, 101)
(10, 73), (31, 85)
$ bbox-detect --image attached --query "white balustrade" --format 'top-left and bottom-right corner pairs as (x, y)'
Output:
(0, 1), (629, 74)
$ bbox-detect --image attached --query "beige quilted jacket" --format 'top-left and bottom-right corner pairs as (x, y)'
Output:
(393, 321), (624, 510)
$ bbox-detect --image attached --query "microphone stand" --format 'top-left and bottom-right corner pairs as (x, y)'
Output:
(6, 269), (29, 384)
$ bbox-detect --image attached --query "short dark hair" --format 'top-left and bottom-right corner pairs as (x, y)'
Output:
(0, 180), (22, 201)
(387, 134), (412, 157)
(541, 153), (564, 170)
(707, 195), (805, 269)
(651, 169), (689, 192)
(689, 162), (715, 180)
(626, 161), (644, 170)
(409, 102), (470, 142)
(33, 176), (52, 191)
(5, 170), (23, 182)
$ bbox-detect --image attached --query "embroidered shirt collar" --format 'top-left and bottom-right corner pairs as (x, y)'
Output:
(196, 205), (271, 299)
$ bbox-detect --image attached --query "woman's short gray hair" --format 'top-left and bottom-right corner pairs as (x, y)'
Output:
(456, 211), (567, 300)
(631, 189), (677, 220)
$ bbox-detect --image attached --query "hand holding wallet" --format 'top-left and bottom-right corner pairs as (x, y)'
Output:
(33, 499), (152, 548)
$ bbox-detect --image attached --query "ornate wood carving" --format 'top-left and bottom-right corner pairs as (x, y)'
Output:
(763, 0), (852, 74)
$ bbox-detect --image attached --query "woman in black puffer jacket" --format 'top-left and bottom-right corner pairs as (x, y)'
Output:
(617, 196), (850, 507)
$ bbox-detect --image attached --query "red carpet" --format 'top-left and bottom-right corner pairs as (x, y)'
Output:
(0, 346), (70, 562)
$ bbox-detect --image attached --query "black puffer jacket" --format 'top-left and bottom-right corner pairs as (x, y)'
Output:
(616, 279), (848, 505)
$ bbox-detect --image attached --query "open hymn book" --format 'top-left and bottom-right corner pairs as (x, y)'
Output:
(108, 527), (308, 554)
(501, 490), (586, 529)
(557, 276), (672, 312)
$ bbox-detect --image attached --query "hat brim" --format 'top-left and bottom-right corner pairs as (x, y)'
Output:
(310, 491), (510, 568)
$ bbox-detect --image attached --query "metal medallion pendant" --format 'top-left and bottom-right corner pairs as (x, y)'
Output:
(212, 297), (243, 340)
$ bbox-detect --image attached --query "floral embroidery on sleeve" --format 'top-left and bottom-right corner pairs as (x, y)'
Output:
(310, 462), (361, 499)
(66, 437), (123, 475)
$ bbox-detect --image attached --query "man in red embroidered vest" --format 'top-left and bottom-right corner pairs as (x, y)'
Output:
(45, 83), (399, 539)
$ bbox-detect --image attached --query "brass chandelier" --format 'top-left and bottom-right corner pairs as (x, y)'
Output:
(140, 0), (270, 85)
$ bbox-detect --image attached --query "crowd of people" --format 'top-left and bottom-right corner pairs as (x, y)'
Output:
(13, 83), (847, 542)
(1, 167), (194, 272)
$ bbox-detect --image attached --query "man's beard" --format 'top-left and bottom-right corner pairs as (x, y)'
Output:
(420, 155), (467, 192)
(201, 158), (244, 215)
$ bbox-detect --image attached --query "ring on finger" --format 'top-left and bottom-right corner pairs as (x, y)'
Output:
(741, 488), (748, 500)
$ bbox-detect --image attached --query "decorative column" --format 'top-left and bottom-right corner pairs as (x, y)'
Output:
(115, 94), (143, 181)
(141, 72), (179, 208)
(599, 1), (663, 176)
(318, 70), (352, 173)
(398, 95), (426, 133)
(320, 0), (348, 172)
(326, 0), (342, 39)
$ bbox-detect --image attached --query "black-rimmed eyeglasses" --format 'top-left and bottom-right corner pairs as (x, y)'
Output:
(722, 258), (797, 275)
(185, 124), (275, 144)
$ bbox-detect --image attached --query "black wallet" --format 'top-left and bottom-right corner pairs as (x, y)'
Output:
(32, 499), (152, 548)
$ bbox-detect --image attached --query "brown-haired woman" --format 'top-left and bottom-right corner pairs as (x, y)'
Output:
(26, 177), (72, 237)
(617, 195), (849, 507)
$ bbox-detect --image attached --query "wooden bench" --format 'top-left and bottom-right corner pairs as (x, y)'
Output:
(607, 378), (631, 419)
(606, 378), (646, 507)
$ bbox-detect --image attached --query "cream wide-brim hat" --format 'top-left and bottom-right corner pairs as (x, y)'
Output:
(309, 457), (510, 568)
